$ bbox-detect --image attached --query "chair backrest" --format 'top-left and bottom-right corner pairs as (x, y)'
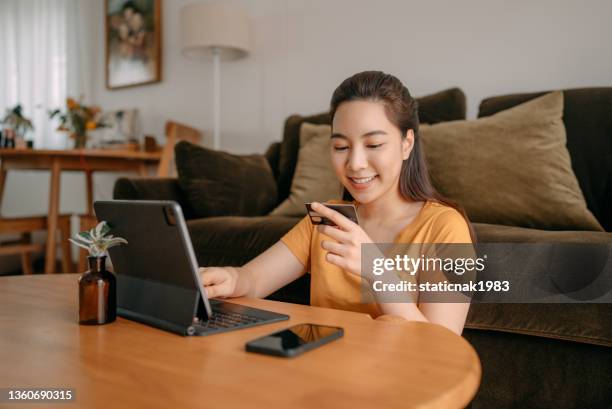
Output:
(157, 121), (203, 177)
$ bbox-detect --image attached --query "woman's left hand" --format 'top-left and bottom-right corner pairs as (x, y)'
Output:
(311, 202), (373, 279)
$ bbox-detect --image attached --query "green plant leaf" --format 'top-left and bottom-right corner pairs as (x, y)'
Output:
(106, 237), (128, 247)
(89, 226), (99, 240)
(69, 238), (91, 252)
(71, 237), (92, 248)
(71, 235), (90, 244)
(96, 221), (110, 237)
(77, 232), (93, 243)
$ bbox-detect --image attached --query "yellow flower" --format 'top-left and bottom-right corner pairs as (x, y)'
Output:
(66, 98), (76, 109)
(86, 121), (97, 130)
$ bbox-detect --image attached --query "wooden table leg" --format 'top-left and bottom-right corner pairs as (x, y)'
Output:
(0, 165), (7, 215)
(85, 170), (94, 215)
(44, 159), (61, 274)
(78, 170), (96, 270)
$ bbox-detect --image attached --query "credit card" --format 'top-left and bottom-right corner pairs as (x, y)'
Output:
(305, 203), (359, 226)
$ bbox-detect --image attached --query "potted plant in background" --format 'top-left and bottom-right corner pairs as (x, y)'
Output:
(49, 97), (106, 149)
(1, 104), (34, 148)
(70, 221), (127, 325)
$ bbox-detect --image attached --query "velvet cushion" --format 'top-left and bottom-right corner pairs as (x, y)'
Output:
(186, 215), (297, 266)
(264, 142), (281, 182)
(469, 223), (612, 348)
(466, 303), (612, 348)
(186, 215), (310, 305)
(473, 222), (612, 244)
(464, 329), (612, 408)
(421, 92), (603, 231)
(113, 177), (197, 220)
(276, 87), (468, 202)
(270, 123), (341, 216)
(175, 141), (278, 218)
(478, 87), (612, 232)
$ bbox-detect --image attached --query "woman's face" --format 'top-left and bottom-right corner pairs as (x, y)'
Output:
(331, 100), (413, 205)
(130, 13), (144, 30)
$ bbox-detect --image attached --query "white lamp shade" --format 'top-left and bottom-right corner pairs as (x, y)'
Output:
(181, 3), (251, 61)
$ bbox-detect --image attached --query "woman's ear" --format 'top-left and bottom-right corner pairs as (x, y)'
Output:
(402, 129), (415, 160)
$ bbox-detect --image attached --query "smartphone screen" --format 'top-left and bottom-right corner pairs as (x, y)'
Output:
(245, 323), (343, 357)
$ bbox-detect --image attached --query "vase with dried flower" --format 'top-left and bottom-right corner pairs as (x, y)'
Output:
(70, 221), (127, 325)
(49, 97), (106, 149)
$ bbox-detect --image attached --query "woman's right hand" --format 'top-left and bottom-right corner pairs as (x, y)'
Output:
(198, 267), (239, 299)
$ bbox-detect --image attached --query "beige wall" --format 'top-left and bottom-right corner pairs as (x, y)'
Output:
(91, 0), (612, 154)
(1, 0), (611, 262)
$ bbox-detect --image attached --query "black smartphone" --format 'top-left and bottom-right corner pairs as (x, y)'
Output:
(305, 203), (359, 226)
(245, 323), (344, 358)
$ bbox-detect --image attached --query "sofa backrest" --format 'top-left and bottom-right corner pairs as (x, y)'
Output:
(264, 141), (281, 182)
(478, 88), (612, 232)
(268, 87), (468, 203)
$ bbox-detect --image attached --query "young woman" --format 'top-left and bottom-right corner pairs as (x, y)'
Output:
(199, 71), (473, 335)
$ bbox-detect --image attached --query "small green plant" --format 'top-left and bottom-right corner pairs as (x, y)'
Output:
(1, 104), (34, 137)
(69, 221), (128, 257)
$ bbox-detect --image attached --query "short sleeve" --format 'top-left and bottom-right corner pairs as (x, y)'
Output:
(431, 208), (472, 244)
(280, 215), (314, 271)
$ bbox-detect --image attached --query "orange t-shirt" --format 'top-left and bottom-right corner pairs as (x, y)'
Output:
(280, 200), (472, 318)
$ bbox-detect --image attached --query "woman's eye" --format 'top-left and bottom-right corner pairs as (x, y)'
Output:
(333, 146), (349, 152)
(367, 143), (384, 149)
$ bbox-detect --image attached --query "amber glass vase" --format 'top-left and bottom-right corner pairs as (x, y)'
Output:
(78, 256), (116, 325)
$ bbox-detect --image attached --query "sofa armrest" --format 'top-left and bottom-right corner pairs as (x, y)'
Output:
(113, 177), (196, 219)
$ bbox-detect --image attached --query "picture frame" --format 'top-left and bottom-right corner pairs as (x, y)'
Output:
(105, 0), (162, 90)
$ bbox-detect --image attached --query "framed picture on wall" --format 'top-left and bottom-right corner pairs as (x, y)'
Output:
(105, 0), (162, 89)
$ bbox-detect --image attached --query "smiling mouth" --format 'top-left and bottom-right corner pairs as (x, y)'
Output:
(348, 175), (377, 185)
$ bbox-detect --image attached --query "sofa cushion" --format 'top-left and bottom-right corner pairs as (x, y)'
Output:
(270, 123), (342, 216)
(276, 87), (468, 202)
(187, 215), (299, 266)
(186, 215), (310, 305)
(175, 141), (278, 218)
(466, 304), (612, 348)
(264, 141), (281, 182)
(479, 87), (612, 232)
(473, 222), (612, 244)
(421, 92), (603, 231)
(469, 222), (612, 347)
(463, 329), (612, 408)
(113, 177), (196, 219)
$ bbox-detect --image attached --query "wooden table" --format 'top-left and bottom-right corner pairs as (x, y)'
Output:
(0, 149), (161, 273)
(0, 274), (481, 409)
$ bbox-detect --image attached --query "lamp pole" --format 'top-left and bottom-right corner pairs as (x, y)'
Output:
(212, 46), (221, 150)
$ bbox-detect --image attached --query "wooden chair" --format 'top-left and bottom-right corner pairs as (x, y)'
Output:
(157, 121), (203, 177)
(0, 165), (74, 275)
(76, 120), (202, 271)
(0, 215), (73, 274)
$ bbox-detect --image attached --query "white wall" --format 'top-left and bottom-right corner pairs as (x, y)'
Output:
(1, 0), (611, 268)
(91, 0), (612, 154)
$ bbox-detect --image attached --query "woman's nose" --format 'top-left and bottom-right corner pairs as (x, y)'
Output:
(347, 147), (368, 171)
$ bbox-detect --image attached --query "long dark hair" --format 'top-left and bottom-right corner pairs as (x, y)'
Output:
(330, 71), (475, 241)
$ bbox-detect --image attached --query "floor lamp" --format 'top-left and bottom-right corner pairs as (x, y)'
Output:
(180, 3), (251, 150)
